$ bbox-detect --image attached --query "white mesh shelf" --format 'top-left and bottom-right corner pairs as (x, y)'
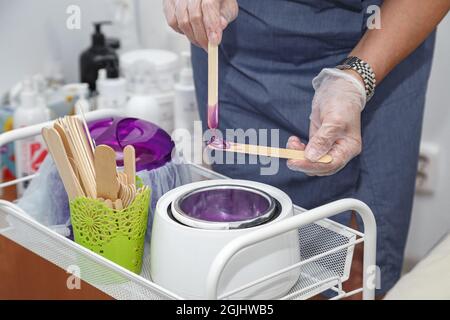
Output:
(0, 200), (359, 300)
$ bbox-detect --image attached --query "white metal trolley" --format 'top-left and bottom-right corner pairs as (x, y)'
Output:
(0, 109), (377, 300)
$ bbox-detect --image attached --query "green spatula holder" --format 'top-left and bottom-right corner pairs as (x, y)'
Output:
(69, 187), (150, 274)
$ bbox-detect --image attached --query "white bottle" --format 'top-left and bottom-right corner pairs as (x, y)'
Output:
(173, 52), (199, 162)
(96, 69), (128, 110)
(174, 52), (198, 133)
(14, 79), (51, 196)
(76, 83), (92, 113)
(125, 83), (160, 124)
(111, 0), (141, 52)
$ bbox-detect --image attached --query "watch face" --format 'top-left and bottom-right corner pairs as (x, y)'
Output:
(337, 64), (351, 70)
(336, 57), (376, 101)
(348, 57), (358, 64)
(339, 57), (351, 65)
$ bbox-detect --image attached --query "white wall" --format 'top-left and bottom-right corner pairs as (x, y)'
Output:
(136, 0), (190, 54)
(404, 15), (450, 269)
(0, 0), (119, 94)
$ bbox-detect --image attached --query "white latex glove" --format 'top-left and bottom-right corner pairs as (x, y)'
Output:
(287, 68), (367, 176)
(163, 0), (239, 49)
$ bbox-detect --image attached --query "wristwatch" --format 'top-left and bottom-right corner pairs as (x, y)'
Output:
(336, 56), (376, 101)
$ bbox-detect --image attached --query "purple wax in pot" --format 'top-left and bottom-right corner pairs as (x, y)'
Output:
(179, 188), (271, 223)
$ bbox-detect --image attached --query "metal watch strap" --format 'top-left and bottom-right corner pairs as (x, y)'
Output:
(336, 56), (376, 101)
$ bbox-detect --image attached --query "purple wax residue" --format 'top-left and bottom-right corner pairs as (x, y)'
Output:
(180, 188), (271, 222)
(207, 103), (219, 129)
(206, 104), (231, 149)
(207, 132), (230, 150)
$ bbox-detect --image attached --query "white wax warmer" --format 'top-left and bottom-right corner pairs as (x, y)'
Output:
(150, 179), (301, 299)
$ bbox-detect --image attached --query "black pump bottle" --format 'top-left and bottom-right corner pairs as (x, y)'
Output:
(80, 21), (119, 92)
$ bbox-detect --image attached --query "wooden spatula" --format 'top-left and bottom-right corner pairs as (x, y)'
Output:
(104, 199), (113, 209)
(95, 145), (120, 201)
(207, 43), (219, 129)
(58, 117), (96, 198)
(119, 183), (131, 208)
(114, 199), (124, 210)
(123, 145), (136, 186)
(209, 142), (333, 164)
(71, 116), (94, 164)
(54, 122), (74, 160)
(118, 172), (128, 185)
(75, 100), (96, 153)
(42, 127), (84, 200)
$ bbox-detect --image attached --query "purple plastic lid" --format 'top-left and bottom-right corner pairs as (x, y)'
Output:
(173, 185), (276, 229)
(88, 117), (174, 171)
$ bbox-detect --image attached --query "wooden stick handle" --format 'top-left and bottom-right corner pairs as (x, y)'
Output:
(124, 145), (136, 186)
(208, 43), (218, 107)
(95, 145), (120, 201)
(42, 127), (85, 200)
(225, 143), (333, 164)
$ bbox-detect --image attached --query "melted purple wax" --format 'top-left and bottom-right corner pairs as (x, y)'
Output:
(180, 188), (271, 222)
(207, 103), (219, 129)
(208, 132), (230, 149)
(207, 103), (230, 149)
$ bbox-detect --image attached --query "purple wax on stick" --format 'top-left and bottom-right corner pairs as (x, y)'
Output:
(207, 103), (230, 149)
(207, 103), (219, 129)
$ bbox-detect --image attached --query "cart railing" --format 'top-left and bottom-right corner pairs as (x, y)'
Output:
(206, 198), (376, 300)
(0, 108), (123, 190)
(0, 199), (183, 300)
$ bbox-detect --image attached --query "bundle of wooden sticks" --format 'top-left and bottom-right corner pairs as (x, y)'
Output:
(42, 115), (147, 210)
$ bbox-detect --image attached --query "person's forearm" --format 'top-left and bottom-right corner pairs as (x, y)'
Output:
(350, 0), (450, 83)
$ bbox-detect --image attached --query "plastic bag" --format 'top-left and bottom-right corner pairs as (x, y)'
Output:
(16, 156), (71, 228)
(16, 155), (192, 242)
(137, 157), (192, 243)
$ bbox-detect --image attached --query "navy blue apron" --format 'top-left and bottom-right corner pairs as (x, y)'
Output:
(192, 0), (436, 294)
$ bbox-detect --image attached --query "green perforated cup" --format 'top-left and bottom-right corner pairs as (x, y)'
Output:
(69, 188), (150, 274)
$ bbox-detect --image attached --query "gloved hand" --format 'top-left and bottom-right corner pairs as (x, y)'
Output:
(287, 68), (367, 176)
(163, 0), (239, 50)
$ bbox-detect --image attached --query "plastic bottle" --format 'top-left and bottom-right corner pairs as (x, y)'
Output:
(120, 50), (179, 133)
(173, 52), (199, 161)
(125, 82), (160, 124)
(96, 64), (127, 110)
(174, 52), (198, 132)
(80, 22), (119, 92)
(14, 79), (51, 196)
(75, 83), (91, 113)
(111, 0), (141, 52)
